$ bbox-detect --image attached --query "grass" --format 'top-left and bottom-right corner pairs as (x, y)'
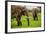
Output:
(11, 12), (41, 28)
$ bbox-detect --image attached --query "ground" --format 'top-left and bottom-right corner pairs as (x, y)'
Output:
(11, 12), (41, 28)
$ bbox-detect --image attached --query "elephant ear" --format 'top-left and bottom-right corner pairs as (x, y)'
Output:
(32, 8), (39, 13)
(35, 8), (40, 13)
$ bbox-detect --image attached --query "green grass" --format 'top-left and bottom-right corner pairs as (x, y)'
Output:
(11, 13), (41, 28)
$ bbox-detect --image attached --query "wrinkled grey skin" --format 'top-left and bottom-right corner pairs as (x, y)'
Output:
(11, 5), (29, 26)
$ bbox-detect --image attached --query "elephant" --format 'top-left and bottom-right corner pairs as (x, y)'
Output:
(11, 5), (29, 26)
(32, 8), (38, 20)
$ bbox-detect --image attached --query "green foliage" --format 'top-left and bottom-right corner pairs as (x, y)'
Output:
(11, 12), (41, 28)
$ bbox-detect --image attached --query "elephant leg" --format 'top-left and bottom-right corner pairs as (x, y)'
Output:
(33, 16), (35, 20)
(35, 15), (38, 20)
(36, 16), (38, 20)
(18, 16), (22, 26)
(16, 17), (19, 26)
(16, 16), (22, 26)
(37, 17), (38, 20)
(26, 14), (29, 26)
(27, 17), (29, 26)
(33, 14), (37, 20)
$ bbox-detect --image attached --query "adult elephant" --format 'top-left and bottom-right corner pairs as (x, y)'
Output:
(32, 8), (39, 20)
(11, 5), (29, 26)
